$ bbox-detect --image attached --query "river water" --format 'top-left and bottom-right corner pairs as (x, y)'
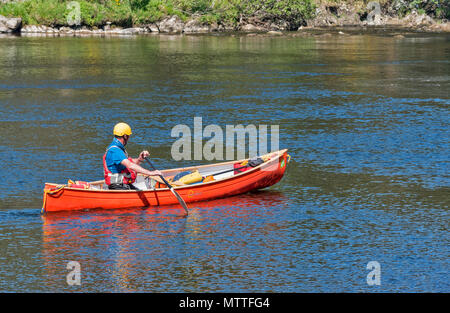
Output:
(0, 30), (448, 292)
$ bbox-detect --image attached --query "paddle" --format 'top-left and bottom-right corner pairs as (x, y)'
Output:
(205, 165), (249, 178)
(144, 157), (189, 216)
(204, 157), (265, 180)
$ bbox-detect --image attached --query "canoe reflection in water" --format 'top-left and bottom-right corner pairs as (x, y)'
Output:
(41, 191), (290, 291)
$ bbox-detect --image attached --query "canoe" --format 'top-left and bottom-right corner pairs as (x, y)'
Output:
(41, 149), (289, 213)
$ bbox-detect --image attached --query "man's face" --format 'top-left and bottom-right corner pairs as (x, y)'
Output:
(123, 135), (130, 146)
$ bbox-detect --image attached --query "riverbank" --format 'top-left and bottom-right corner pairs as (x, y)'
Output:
(0, 0), (449, 35)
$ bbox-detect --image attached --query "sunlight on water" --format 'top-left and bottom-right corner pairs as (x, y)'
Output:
(0, 33), (448, 292)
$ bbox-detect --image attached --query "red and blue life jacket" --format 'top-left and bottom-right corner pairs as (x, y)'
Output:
(102, 145), (137, 185)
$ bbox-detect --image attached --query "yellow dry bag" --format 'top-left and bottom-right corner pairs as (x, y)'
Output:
(176, 170), (203, 185)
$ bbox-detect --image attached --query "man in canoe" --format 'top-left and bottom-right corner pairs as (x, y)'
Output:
(103, 122), (162, 190)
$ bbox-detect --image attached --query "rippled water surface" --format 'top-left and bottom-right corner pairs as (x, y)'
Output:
(0, 32), (449, 292)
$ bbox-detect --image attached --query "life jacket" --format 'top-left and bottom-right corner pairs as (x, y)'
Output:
(103, 145), (137, 185)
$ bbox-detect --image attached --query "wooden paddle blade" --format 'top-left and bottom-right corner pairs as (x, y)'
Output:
(170, 188), (189, 215)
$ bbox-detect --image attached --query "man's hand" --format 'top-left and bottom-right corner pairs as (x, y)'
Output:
(138, 150), (150, 162)
(150, 170), (162, 176)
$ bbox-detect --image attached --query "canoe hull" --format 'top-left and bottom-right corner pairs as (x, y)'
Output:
(42, 150), (289, 213)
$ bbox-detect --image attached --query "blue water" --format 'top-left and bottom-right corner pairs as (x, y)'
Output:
(0, 33), (448, 292)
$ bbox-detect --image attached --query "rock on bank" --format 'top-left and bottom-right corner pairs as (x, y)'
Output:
(0, 15), (21, 33)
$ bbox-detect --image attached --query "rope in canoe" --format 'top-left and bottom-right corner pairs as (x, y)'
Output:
(41, 185), (65, 214)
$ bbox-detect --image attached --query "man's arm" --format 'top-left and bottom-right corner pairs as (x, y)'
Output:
(121, 159), (164, 183)
(121, 158), (161, 177)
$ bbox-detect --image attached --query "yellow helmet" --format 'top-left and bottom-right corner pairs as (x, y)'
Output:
(113, 122), (132, 136)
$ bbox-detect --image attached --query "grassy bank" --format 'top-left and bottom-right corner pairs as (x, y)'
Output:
(0, 0), (316, 28)
(0, 0), (449, 28)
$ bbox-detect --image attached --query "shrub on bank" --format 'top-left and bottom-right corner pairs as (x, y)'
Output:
(389, 0), (449, 19)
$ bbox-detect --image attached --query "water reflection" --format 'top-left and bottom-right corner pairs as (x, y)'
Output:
(40, 191), (289, 292)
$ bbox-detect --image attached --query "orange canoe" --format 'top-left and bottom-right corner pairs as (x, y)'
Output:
(42, 149), (289, 213)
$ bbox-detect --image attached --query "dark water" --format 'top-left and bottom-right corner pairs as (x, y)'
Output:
(0, 31), (448, 292)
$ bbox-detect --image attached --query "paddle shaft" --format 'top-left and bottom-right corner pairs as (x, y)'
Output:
(208, 164), (249, 177)
(144, 157), (188, 216)
(146, 162), (174, 187)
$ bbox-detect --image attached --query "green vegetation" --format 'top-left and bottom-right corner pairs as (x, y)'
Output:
(0, 0), (316, 28)
(0, 0), (132, 27)
(392, 0), (450, 19)
(321, 0), (449, 19)
(0, 0), (448, 28)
